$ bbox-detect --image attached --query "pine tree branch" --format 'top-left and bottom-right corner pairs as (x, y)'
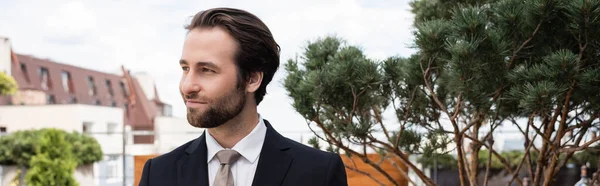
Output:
(344, 164), (385, 186)
(463, 134), (524, 186)
(311, 115), (402, 186)
(512, 116), (541, 153)
(366, 135), (438, 186)
(507, 16), (544, 70)
(460, 139), (473, 184)
(543, 81), (578, 186)
(551, 124), (591, 179)
(452, 93), (463, 122)
(371, 105), (391, 142)
(420, 55), (469, 186)
(533, 116), (553, 186)
(511, 116), (538, 180)
(508, 134), (538, 186)
(459, 118), (481, 136)
(559, 135), (600, 153)
(306, 120), (329, 143)
(552, 81), (577, 149)
(394, 87), (419, 151)
(386, 157), (418, 186)
(529, 120), (558, 150)
(419, 56), (451, 129)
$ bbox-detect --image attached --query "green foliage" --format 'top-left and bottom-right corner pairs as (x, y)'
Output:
(307, 136), (321, 150)
(25, 154), (78, 186)
(477, 150), (525, 169)
(0, 72), (18, 96)
(25, 129), (78, 186)
(0, 129), (103, 167)
(417, 153), (459, 169)
(0, 130), (39, 166)
(408, 0), (600, 183)
(285, 0), (600, 183)
(284, 36), (449, 157)
(571, 144), (600, 168)
(65, 132), (103, 165)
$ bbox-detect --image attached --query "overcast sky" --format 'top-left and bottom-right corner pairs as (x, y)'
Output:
(0, 0), (418, 133)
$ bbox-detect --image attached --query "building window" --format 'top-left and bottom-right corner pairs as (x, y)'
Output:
(0, 126), (7, 135)
(106, 155), (120, 180)
(87, 76), (97, 96)
(20, 63), (30, 83)
(82, 122), (93, 133)
(38, 67), (51, 90)
(46, 94), (56, 104)
(61, 71), (74, 93)
(119, 81), (129, 97)
(106, 79), (114, 97)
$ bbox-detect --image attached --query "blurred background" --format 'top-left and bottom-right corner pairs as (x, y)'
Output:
(1, 0), (599, 186)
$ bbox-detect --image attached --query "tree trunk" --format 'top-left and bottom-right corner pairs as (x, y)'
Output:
(455, 136), (470, 186)
(469, 122), (482, 186)
(533, 117), (554, 186)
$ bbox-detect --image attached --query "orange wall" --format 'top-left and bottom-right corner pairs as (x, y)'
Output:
(134, 153), (409, 186)
(342, 154), (409, 186)
(134, 155), (156, 186)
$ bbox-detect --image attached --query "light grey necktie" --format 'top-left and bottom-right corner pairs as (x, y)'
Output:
(214, 149), (241, 186)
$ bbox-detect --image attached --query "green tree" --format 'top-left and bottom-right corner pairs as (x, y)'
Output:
(407, 0), (600, 185)
(25, 128), (78, 186)
(0, 129), (104, 185)
(0, 129), (103, 167)
(0, 130), (38, 167)
(284, 36), (450, 185)
(0, 72), (18, 95)
(65, 131), (103, 165)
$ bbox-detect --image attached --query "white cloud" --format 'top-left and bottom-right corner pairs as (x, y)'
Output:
(0, 0), (418, 133)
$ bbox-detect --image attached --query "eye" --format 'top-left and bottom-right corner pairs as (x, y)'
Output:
(201, 68), (215, 73)
(181, 66), (190, 71)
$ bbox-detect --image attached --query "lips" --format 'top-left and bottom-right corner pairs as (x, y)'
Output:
(185, 99), (208, 108)
(186, 100), (208, 104)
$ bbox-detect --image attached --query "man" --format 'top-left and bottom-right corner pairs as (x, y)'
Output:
(138, 7), (348, 186)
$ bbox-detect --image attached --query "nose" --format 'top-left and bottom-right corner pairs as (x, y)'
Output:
(180, 72), (201, 95)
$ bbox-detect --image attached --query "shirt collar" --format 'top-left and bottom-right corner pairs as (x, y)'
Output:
(206, 114), (267, 164)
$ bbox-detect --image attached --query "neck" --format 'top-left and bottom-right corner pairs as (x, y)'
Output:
(207, 101), (258, 149)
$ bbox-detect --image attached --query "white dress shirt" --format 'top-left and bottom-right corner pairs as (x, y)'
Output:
(206, 115), (267, 186)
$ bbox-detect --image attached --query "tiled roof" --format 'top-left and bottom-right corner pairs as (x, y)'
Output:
(1, 53), (160, 131)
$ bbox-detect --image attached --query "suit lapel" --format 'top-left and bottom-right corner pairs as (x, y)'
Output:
(177, 131), (209, 186)
(251, 120), (293, 186)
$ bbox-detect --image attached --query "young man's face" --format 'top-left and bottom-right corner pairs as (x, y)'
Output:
(179, 26), (246, 128)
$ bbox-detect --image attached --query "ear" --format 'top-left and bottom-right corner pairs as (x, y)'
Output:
(246, 71), (263, 93)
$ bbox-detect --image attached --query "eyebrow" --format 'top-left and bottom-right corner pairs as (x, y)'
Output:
(179, 59), (219, 70)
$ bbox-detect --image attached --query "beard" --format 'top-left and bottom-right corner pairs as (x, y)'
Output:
(184, 84), (246, 128)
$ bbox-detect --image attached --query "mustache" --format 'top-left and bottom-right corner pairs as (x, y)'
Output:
(183, 93), (210, 102)
(184, 93), (198, 99)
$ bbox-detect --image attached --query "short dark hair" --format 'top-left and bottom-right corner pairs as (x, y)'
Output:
(185, 7), (280, 105)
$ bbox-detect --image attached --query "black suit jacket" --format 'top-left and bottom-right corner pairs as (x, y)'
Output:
(138, 120), (348, 186)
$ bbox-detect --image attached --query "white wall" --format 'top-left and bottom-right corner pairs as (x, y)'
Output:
(154, 116), (204, 154)
(0, 37), (11, 76)
(0, 104), (125, 154)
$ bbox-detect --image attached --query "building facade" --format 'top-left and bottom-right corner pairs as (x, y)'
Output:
(0, 37), (194, 186)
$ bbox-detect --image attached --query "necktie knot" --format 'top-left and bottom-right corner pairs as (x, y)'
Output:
(216, 149), (241, 165)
